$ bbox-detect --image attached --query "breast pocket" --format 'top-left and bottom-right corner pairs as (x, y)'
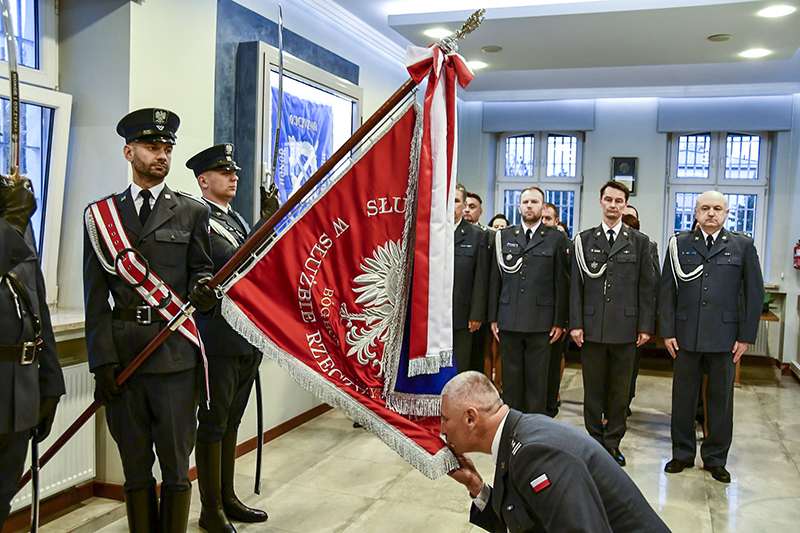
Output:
(716, 255), (742, 266)
(679, 253), (702, 269)
(455, 244), (476, 257)
(153, 229), (191, 269)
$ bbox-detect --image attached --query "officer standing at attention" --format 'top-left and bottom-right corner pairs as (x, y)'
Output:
(0, 179), (65, 529)
(188, 143), (277, 532)
(540, 202), (570, 418)
(570, 181), (656, 466)
(488, 186), (569, 414)
(661, 191), (764, 483)
(452, 185), (489, 372)
(84, 109), (216, 532)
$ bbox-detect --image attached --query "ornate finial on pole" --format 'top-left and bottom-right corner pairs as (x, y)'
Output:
(438, 8), (486, 53)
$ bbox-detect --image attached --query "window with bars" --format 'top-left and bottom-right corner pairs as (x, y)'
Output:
(497, 131), (583, 235)
(0, 98), (53, 252)
(668, 130), (768, 252)
(0, 0), (38, 69)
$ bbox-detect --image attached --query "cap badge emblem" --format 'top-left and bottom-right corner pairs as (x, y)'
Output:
(225, 144), (233, 155)
(153, 109), (167, 130)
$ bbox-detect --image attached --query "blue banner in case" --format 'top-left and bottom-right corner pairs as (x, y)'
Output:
(271, 88), (334, 204)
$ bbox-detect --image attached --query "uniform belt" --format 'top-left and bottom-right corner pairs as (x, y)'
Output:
(112, 306), (168, 325)
(0, 339), (41, 364)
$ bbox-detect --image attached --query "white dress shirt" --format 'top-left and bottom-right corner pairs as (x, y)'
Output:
(472, 410), (510, 512)
(130, 181), (165, 216)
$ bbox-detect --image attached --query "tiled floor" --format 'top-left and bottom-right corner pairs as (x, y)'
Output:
(43, 359), (800, 533)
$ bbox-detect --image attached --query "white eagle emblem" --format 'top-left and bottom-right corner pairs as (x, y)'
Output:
(225, 143), (233, 155)
(153, 109), (167, 130)
(340, 240), (403, 373)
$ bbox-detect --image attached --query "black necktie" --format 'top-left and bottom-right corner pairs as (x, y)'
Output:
(706, 235), (714, 251)
(139, 189), (153, 226)
(607, 229), (615, 247)
(526, 229), (532, 243)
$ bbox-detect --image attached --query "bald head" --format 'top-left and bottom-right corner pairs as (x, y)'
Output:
(441, 371), (502, 413)
(440, 371), (507, 454)
(695, 190), (729, 235)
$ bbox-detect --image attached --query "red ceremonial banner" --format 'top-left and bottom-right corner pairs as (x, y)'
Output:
(220, 103), (457, 477)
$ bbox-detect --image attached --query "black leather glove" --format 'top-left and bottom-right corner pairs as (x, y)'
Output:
(94, 364), (122, 406)
(0, 178), (36, 235)
(34, 396), (60, 443)
(188, 276), (218, 312)
(260, 183), (280, 221)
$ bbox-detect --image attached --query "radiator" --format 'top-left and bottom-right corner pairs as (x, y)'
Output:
(743, 320), (769, 357)
(10, 363), (96, 513)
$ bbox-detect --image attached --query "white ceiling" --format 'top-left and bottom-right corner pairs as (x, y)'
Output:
(319, 0), (800, 99)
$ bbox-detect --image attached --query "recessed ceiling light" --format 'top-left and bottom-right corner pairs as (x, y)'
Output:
(707, 34), (733, 42)
(757, 5), (796, 18)
(424, 28), (453, 39)
(467, 61), (487, 70)
(481, 45), (503, 53)
(740, 48), (771, 58)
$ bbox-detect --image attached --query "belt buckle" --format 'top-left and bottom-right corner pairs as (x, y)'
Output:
(135, 306), (152, 325)
(21, 341), (37, 365)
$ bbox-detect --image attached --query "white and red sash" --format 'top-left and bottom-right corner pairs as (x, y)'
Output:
(87, 196), (209, 393)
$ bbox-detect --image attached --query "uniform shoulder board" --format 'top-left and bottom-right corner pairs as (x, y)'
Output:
(579, 228), (594, 236)
(674, 229), (693, 236)
(86, 193), (115, 208)
(730, 230), (752, 238)
(175, 190), (206, 205)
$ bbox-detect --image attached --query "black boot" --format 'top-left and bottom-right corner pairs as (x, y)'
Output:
(196, 441), (236, 533)
(159, 487), (192, 533)
(124, 486), (158, 533)
(221, 431), (268, 523)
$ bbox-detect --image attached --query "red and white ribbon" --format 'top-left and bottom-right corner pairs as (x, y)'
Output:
(405, 45), (474, 376)
(88, 197), (209, 395)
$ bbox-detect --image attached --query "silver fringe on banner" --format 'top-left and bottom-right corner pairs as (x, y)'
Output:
(221, 297), (458, 479)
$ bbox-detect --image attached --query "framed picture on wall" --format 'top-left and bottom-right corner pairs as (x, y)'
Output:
(611, 157), (637, 195)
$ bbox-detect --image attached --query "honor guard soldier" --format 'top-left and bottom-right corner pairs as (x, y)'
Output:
(488, 187), (570, 414)
(570, 181), (656, 466)
(452, 185), (489, 372)
(84, 108), (216, 532)
(188, 144), (278, 532)
(0, 179), (65, 529)
(660, 191), (764, 483)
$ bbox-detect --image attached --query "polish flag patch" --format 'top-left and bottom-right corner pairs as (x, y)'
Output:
(531, 474), (550, 493)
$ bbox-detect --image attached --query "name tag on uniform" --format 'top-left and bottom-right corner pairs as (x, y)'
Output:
(507, 242), (519, 248)
(681, 250), (698, 255)
(590, 248), (603, 253)
(459, 244), (473, 248)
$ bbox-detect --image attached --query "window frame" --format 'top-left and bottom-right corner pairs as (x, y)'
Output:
(496, 131), (584, 234)
(0, 0), (57, 89)
(0, 81), (72, 305)
(665, 130), (769, 255)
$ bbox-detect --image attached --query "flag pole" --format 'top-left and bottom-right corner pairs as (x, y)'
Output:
(17, 77), (418, 492)
(19, 6), (485, 492)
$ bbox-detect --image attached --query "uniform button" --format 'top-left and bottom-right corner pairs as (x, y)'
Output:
(523, 264), (527, 269)
(704, 273), (709, 277)
(606, 297), (611, 302)
(608, 271), (612, 276)
(609, 258), (614, 262)
(607, 284), (611, 289)
(703, 287), (708, 291)
(521, 276), (526, 281)
(141, 238), (147, 243)
(702, 302), (707, 306)
(171, 235), (176, 240)
(520, 289), (525, 293)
